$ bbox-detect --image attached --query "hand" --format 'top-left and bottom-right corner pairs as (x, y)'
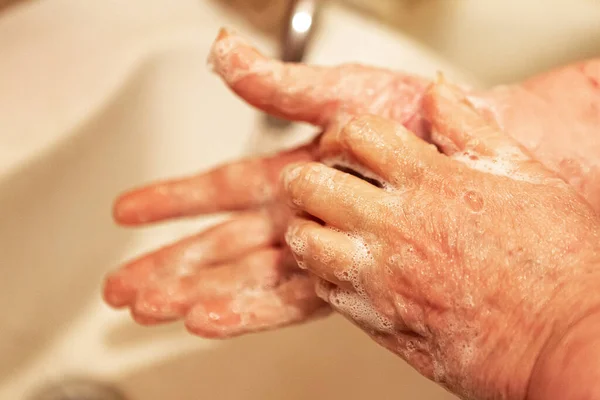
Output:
(103, 28), (600, 338)
(103, 142), (333, 337)
(281, 80), (600, 400)
(205, 29), (600, 210)
(102, 28), (430, 336)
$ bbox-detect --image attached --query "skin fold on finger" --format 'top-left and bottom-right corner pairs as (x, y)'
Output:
(184, 274), (330, 338)
(130, 247), (296, 322)
(209, 28), (431, 131)
(320, 114), (449, 189)
(280, 161), (387, 231)
(285, 217), (370, 289)
(113, 145), (314, 226)
(103, 212), (281, 308)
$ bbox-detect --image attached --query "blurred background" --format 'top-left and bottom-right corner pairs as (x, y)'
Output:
(0, 1), (599, 399)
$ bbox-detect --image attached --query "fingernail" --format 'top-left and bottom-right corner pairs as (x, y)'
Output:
(207, 27), (252, 80)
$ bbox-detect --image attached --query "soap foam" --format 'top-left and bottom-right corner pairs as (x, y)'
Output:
(285, 223), (307, 269)
(329, 287), (394, 333)
(450, 147), (543, 183)
(314, 278), (331, 301)
(285, 224), (305, 255)
(333, 233), (373, 297)
(301, 222), (391, 334)
(208, 31), (281, 86)
(326, 231), (396, 333)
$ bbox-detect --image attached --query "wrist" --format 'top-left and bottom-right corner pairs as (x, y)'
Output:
(527, 273), (600, 400)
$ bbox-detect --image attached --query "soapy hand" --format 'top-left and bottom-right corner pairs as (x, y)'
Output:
(282, 81), (600, 400)
(102, 29), (431, 336)
(103, 142), (332, 336)
(103, 29), (600, 338)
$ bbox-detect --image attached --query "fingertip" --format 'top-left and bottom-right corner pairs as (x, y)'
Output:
(112, 182), (196, 225)
(112, 192), (140, 225)
(102, 273), (134, 308)
(215, 26), (232, 41)
(208, 26), (268, 86)
(113, 183), (170, 225)
(279, 162), (335, 211)
(103, 255), (159, 308)
(130, 308), (166, 326)
(184, 303), (242, 339)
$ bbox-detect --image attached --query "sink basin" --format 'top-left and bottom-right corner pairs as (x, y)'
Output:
(0, 1), (475, 399)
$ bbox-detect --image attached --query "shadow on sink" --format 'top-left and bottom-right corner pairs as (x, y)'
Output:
(0, 68), (158, 383)
(113, 316), (457, 400)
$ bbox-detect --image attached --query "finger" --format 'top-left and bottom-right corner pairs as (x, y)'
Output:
(422, 78), (530, 159)
(131, 248), (295, 321)
(114, 146), (312, 225)
(280, 162), (386, 230)
(103, 212), (280, 308)
(285, 217), (372, 290)
(130, 312), (164, 326)
(316, 112), (392, 189)
(321, 114), (448, 187)
(184, 274), (330, 338)
(209, 28), (430, 128)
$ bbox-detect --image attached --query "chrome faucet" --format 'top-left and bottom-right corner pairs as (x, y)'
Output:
(264, 0), (321, 129)
(281, 0), (321, 63)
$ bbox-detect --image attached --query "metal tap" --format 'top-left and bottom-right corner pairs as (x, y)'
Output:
(264, 0), (322, 129)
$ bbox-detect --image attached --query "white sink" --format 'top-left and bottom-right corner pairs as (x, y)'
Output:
(0, 1), (475, 399)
